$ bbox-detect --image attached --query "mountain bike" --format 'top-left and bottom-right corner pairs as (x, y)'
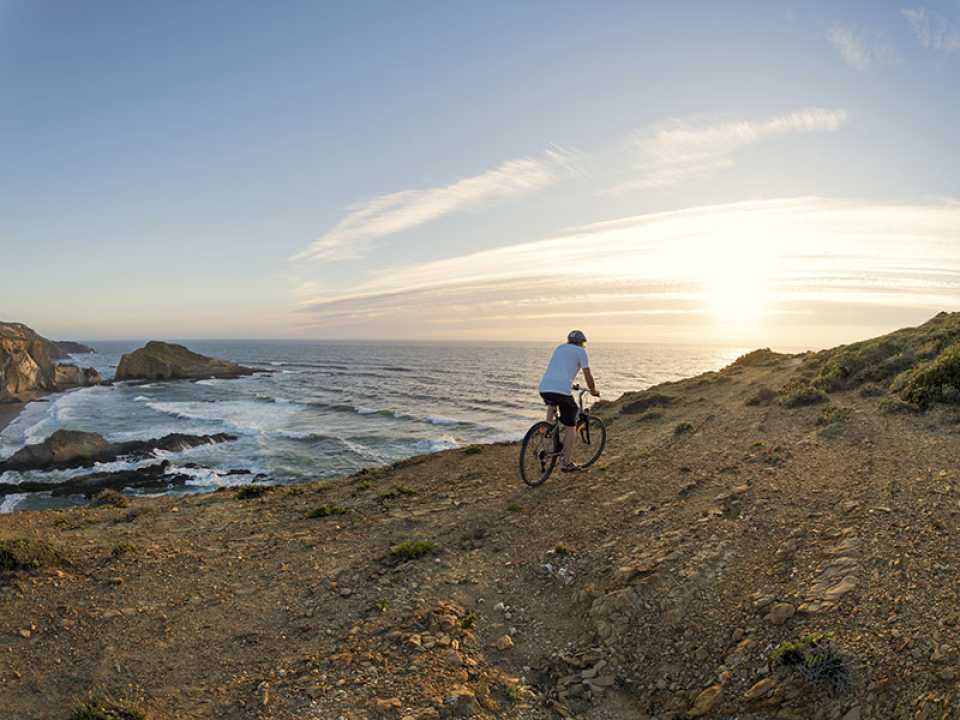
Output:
(519, 384), (607, 486)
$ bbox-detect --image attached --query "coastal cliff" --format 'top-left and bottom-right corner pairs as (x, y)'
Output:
(0, 322), (101, 402)
(3, 314), (960, 719)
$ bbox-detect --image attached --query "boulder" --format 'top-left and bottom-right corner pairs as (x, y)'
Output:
(115, 341), (258, 381)
(0, 429), (111, 470)
(54, 365), (103, 389)
(0, 430), (238, 473)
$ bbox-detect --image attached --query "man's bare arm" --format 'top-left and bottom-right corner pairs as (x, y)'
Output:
(583, 367), (599, 396)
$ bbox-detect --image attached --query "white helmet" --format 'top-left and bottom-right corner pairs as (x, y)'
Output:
(567, 329), (587, 344)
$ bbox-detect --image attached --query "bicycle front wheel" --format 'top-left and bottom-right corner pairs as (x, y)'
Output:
(519, 421), (558, 486)
(570, 415), (607, 468)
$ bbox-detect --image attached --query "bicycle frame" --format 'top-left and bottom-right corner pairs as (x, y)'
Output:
(545, 385), (594, 453)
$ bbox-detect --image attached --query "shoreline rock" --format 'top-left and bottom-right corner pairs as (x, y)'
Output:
(115, 341), (259, 381)
(0, 429), (238, 474)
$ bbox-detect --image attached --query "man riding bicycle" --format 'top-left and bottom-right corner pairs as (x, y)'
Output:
(538, 330), (599, 472)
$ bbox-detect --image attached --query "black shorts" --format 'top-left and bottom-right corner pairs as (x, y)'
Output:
(540, 392), (578, 427)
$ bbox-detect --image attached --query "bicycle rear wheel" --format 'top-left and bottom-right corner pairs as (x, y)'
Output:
(519, 421), (558, 486)
(570, 415), (606, 468)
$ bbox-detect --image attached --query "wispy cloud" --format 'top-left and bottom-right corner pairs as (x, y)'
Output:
(292, 147), (577, 263)
(902, 7), (960, 52)
(610, 108), (847, 193)
(827, 24), (899, 69)
(295, 198), (960, 343)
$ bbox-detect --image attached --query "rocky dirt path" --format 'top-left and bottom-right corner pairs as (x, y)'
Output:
(3, 346), (960, 719)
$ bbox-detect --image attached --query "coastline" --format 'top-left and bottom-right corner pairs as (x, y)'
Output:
(0, 400), (25, 435)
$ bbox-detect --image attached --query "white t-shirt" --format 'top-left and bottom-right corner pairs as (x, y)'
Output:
(539, 343), (590, 395)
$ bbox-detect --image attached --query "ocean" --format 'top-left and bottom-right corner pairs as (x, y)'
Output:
(0, 340), (747, 512)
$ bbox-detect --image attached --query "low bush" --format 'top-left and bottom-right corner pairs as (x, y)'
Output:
(463, 445), (483, 456)
(0, 538), (64, 572)
(858, 383), (885, 398)
(388, 540), (438, 561)
(781, 382), (829, 408)
(729, 348), (786, 368)
(69, 697), (146, 720)
(879, 398), (922, 415)
(771, 632), (851, 694)
(745, 386), (777, 406)
(111, 543), (138, 559)
(673, 422), (694, 435)
(91, 489), (129, 508)
(306, 504), (346, 519)
(816, 406), (851, 427)
(895, 341), (960, 408)
(235, 484), (272, 500)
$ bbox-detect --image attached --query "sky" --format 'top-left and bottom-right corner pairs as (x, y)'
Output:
(1, 0), (958, 349)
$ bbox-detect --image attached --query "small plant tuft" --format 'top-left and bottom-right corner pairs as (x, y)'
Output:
(111, 543), (138, 559)
(0, 538), (64, 572)
(745, 386), (778, 406)
(673, 422), (694, 435)
(463, 445), (483, 455)
(235, 484), (272, 500)
(771, 632), (851, 694)
(879, 397), (922, 415)
(306, 504), (347, 519)
(91, 489), (129, 508)
(388, 540), (438, 561)
(552, 544), (571, 557)
(505, 502), (522, 513)
(858, 383), (885, 398)
(69, 696), (146, 720)
(781, 381), (829, 408)
(461, 611), (477, 629)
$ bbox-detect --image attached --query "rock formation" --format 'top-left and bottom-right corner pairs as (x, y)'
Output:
(0, 429), (238, 473)
(115, 341), (258, 381)
(49, 341), (96, 358)
(53, 365), (104, 388)
(0, 322), (101, 400)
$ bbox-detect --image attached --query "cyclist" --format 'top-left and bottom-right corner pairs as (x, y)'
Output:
(538, 330), (599, 472)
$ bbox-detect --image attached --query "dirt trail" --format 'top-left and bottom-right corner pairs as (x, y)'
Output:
(4, 318), (960, 719)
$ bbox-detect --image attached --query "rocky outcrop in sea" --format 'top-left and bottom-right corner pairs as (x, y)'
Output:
(115, 341), (258, 381)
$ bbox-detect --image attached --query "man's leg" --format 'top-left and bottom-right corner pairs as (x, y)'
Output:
(562, 423), (576, 466)
(545, 405), (556, 423)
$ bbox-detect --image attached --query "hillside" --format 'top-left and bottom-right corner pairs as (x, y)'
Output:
(3, 314), (960, 719)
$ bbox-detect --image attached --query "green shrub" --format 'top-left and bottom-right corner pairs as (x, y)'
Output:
(858, 383), (885, 398)
(506, 502), (522, 513)
(306, 504), (346, 519)
(69, 697), (146, 720)
(879, 398), (922, 415)
(461, 611), (477, 629)
(816, 406), (851, 427)
(0, 538), (63, 572)
(781, 382), (829, 408)
(673, 422), (694, 435)
(463, 445), (483, 455)
(91, 489), (129, 508)
(388, 540), (438, 561)
(771, 632), (850, 693)
(378, 485), (416, 501)
(729, 348), (786, 368)
(745, 386), (777, 406)
(111, 543), (138, 559)
(552, 544), (571, 557)
(235, 484), (272, 500)
(895, 341), (960, 408)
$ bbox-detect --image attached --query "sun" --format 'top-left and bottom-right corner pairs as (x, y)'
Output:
(698, 242), (776, 330)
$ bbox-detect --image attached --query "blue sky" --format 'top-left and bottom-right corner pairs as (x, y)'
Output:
(1, 0), (958, 346)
